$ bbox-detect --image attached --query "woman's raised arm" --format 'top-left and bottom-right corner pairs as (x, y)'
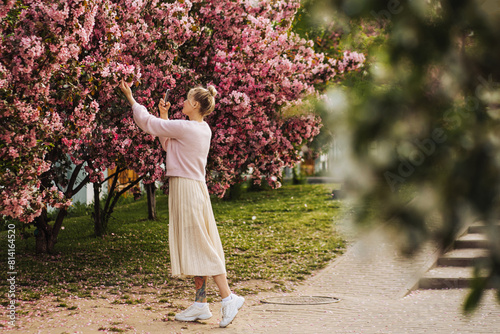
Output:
(119, 79), (137, 106)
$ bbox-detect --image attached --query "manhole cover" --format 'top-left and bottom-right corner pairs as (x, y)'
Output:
(260, 296), (340, 305)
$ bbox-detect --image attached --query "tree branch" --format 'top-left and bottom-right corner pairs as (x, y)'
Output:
(104, 176), (144, 223)
(66, 163), (83, 196)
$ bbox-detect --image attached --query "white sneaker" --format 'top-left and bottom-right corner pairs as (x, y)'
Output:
(175, 303), (212, 322)
(219, 294), (245, 328)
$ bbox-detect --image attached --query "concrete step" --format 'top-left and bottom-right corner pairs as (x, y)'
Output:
(418, 267), (477, 289)
(454, 233), (490, 249)
(437, 248), (489, 267)
(468, 221), (500, 234)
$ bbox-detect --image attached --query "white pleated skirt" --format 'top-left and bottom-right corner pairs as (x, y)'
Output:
(168, 177), (226, 278)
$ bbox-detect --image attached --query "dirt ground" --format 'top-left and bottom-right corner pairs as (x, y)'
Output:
(1, 279), (297, 334)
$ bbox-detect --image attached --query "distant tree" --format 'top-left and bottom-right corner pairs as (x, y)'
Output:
(319, 0), (500, 310)
(292, 0), (380, 161)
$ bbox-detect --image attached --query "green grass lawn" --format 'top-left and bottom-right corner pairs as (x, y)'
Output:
(1, 183), (345, 303)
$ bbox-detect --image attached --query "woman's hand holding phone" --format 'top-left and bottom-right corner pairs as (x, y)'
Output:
(159, 89), (170, 120)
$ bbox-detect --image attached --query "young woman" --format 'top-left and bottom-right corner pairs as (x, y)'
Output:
(119, 79), (244, 328)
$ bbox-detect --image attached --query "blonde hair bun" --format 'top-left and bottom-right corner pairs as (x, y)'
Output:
(188, 85), (217, 116)
(207, 85), (218, 97)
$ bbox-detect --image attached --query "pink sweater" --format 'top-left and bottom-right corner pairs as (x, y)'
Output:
(132, 103), (212, 182)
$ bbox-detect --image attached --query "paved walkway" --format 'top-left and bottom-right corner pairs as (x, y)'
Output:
(9, 218), (500, 333)
(218, 223), (500, 334)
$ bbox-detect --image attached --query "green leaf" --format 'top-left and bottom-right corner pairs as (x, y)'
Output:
(463, 269), (488, 314)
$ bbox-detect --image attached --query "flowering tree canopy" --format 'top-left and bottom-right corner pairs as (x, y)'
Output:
(0, 0), (364, 230)
(173, 0), (364, 193)
(1, 0), (103, 224)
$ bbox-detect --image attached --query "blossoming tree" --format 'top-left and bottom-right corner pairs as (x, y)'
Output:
(0, 0), (364, 253)
(1, 0), (106, 252)
(173, 0), (365, 194)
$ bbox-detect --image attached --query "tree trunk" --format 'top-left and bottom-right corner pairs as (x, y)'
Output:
(34, 207), (67, 254)
(92, 172), (143, 236)
(93, 183), (104, 237)
(224, 180), (244, 200)
(146, 183), (157, 220)
(292, 165), (307, 185)
(32, 163), (88, 253)
(34, 209), (51, 254)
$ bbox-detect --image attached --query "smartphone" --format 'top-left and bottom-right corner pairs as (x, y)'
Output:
(163, 89), (170, 102)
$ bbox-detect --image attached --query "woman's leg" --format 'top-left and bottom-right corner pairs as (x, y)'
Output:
(212, 273), (231, 299)
(213, 273), (245, 328)
(175, 276), (212, 322)
(194, 276), (208, 303)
